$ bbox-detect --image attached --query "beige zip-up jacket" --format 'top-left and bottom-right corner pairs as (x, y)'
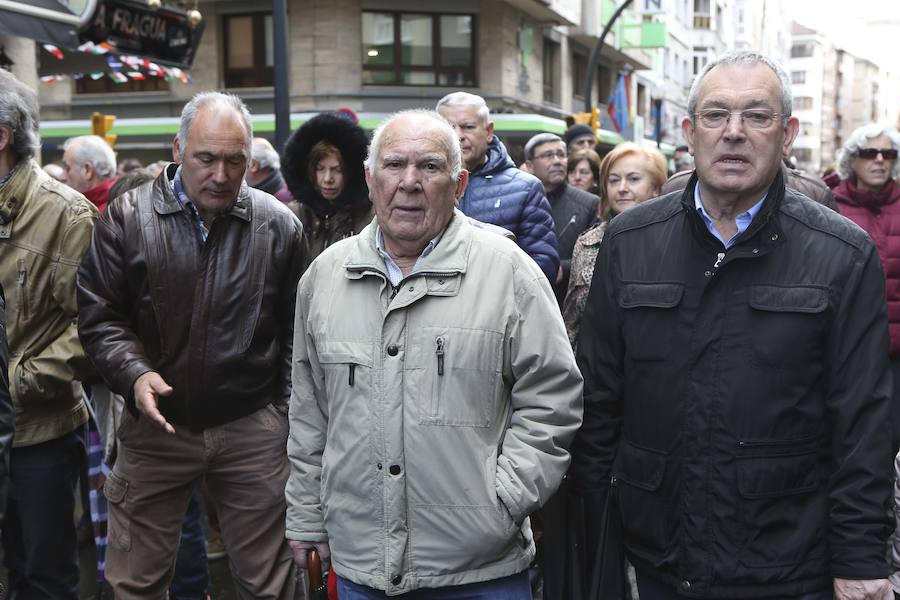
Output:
(286, 210), (583, 595)
(0, 160), (96, 446)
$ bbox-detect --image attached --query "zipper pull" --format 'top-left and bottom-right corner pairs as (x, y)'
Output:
(435, 337), (445, 377)
(348, 363), (356, 386)
(17, 257), (25, 284)
(713, 252), (725, 269)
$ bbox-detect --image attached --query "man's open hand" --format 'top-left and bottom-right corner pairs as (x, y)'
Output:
(133, 371), (175, 434)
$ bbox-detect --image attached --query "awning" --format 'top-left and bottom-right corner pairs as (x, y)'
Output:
(0, 0), (95, 49)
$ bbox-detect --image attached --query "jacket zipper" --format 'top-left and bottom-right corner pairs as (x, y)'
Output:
(435, 337), (445, 376)
(348, 363), (356, 386)
(16, 258), (28, 320)
(713, 252), (725, 269)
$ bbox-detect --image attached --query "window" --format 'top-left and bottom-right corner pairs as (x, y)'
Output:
(223, 13), (274, 88)
(362, 11), (476, 86)
(572, 52), (587, 99)
(543, 37), (558, 104)
(643, 0), (661, 10)
(791, 71), (806, 84)
(795, 96), (814, 110)
(791, 43), (814, 58)
(693, 48), (708, 76)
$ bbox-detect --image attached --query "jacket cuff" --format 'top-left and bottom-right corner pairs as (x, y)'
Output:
(495, 471), (526, 524)
(831, 545), (889, 580)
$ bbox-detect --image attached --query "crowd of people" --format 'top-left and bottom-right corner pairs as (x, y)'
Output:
(1, 47), (900, 600)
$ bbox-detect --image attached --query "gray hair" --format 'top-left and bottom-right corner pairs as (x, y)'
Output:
(687, 50), (793, 122)
(178, 91), (253, 154)
(435, 91), (491, 126)
(837, 123), (900, 180)
(251, 137), (280, 171)
(365, 109), (463, 180)
(64, 135), (117, 178)
(0, 70), (40, 161)
(524, 133), (564, 161)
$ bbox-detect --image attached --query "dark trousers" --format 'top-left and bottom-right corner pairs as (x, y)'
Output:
(3, 427), (86, 600)
(337, 571), (531, 599)
(169, 482), (209, 600)
(635, 570), (832, 600)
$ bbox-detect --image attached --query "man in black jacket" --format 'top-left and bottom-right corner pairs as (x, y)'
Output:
(573, 50), (893, 600)
(525, 133), (599, 301)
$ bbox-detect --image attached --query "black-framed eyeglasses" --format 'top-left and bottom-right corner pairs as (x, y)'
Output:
(693, 109), (782, 130)
(855, 148), (898, 160)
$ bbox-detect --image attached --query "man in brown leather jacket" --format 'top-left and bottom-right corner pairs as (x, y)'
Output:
(77, 91), (306, 599)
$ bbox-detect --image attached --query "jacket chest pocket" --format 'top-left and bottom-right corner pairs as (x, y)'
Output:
(318, 341), (375, 406)
(416, 327), (503, 428)
(618, 282), (684, 361)
(746, 285), (829, 369)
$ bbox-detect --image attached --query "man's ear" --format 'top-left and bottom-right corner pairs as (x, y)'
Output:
(486, 120), (495, 143)
(172, 135), (183, 163)
(782, 116), (800, 157)
(0, 125), (11, 152)
(681, 117), (696, 156)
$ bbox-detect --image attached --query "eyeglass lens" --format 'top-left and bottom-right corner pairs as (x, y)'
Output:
(857, 148), (898, 160)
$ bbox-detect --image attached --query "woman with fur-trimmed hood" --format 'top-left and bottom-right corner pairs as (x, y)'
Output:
(282, 112), (373, 259)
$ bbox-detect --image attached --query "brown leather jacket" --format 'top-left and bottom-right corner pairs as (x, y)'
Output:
(77, 166), (307, 429)
(661, 165), (839, 212)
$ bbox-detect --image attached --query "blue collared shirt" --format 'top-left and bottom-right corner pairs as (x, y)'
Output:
(375, 226), (439, 286)
(171, 165), (209, 244)
(694, 185), (766, 249)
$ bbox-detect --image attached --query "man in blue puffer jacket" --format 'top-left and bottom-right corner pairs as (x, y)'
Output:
(438, 92), (559, 281)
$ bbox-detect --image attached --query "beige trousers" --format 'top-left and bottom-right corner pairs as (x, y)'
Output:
(104, 403), (296, 600)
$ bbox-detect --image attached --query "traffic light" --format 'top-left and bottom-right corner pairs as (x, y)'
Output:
(91, 112), (117, 148)
(571, 106), (601, 136)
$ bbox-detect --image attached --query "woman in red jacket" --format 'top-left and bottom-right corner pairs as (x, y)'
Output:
(833, 123), (900, 446)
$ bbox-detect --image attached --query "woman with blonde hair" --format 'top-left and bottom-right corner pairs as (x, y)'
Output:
(563, 143), (667, 348)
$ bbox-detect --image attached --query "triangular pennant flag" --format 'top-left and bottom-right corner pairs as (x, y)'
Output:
(42, 44), (64, 60)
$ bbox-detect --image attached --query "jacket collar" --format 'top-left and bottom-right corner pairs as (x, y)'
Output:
(153, 162), (252, 223)
(344, 208), (471, 278)
(0, 159), (40, 224)
(680, 168), (785, 248)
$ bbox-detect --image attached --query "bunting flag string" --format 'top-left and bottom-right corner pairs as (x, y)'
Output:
(39, 43), (192, 85)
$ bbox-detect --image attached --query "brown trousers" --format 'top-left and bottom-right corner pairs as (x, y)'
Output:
(104, 403), (296, 599)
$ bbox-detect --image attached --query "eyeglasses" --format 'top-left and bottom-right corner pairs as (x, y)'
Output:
(694, 109), (782, 130)
(855, 148), (898, 160)
(533, 150), (567, 161)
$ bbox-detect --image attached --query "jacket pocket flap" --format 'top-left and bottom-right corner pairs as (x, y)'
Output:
(104, 473), (128, 504)
(618, 441), (667, 491)
(749, 285), (828, 313)
(619, 283), (684, 309)
(318, 341), (374, 367)
(737, 452), (818, 499)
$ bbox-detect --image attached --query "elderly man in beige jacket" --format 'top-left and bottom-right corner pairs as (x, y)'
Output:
(285, 109), (583, 598)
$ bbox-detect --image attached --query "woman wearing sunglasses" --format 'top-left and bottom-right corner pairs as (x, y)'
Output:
(833, 124), (900, 432)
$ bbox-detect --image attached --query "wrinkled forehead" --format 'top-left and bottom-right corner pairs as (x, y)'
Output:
(697, 63), (782, 109)
(534, 140), (566, 155)
(378, 118), (453, 160)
